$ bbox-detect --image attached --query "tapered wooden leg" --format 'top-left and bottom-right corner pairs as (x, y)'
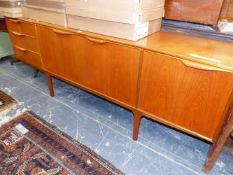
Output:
(46, 73), (54, 97)
(204, 132), (231, 172)
(204, 109), (233, 172)
(133, 110), (142, 141)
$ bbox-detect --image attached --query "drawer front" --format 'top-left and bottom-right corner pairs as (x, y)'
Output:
(14, 46), (42, 68)
(138, 51), (233, 141)
(6, 18), (37, 37)
(9, 31), (40, 52)
(37, 26), (141, 107)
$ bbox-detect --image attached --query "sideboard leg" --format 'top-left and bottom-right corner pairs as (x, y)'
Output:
(203, 109), (233, 172)
(34, 69), (39, 78)
(132, 110), (142, 141)
(10, 59), (20, 65)
(204, 135), (229, 172)
(46, 73), (54, 97)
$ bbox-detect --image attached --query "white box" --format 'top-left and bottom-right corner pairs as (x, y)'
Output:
(65, 0), (164, 24)
(67, 15), (161, 41)
(22, 5), (67, 26)
(25, 0), (65, 9)
(0, 0), (23, 18)
(218, 20), (233, 34)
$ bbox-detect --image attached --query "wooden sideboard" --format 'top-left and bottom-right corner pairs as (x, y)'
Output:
(5, 17), (233, 171)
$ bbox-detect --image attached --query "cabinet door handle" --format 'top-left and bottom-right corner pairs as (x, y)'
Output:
(53, 29), (74, 35)
(8, 18), (21, 23)
(181, 59), (227, 72)
(85, 36), (108, 44)
(15, 46), (27, 52)
(11, 31), (25, 37)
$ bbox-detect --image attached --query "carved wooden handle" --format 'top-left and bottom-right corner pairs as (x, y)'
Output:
(11, 31), (25, 37)
(85, 36), (108, 44)
(53, 29), (74, 35)
(15, 46), (27, 52)
(8, 18), (21, 23)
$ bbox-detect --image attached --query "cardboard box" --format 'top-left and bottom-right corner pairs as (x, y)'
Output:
(25, 0), (65, 9)
(0, 0), (24, 17)
(218, 19), (233, 34)
(22, 5), (67, 26)
(67, 15), (161, 41)
(65, 0), (164, 24)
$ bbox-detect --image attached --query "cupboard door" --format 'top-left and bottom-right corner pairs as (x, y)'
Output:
(37, 26), (81, 83)
(77, 36), (141, 107)
(37, 25), (141, 107)
(138, 51), (233, 141)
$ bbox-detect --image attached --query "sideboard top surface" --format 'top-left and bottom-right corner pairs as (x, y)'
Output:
(136, 32), (233, 72)
(19, 17), (233, 72)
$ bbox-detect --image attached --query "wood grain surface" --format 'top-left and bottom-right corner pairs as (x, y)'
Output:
(37, 25), (142, 107)
(138, 51), (233, 141)
(5, 18), (43, 70)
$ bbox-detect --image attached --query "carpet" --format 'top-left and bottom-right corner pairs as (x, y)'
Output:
(0, 90), (17, 115)
(0, 111), (124, 175)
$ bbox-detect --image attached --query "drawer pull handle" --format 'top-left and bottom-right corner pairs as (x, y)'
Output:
(8, 19), (21, 23)
(15, 46), (27, 52)
(181, 59), (226, 72)
(11, 31), (25, 37)
(85, 36), (108, 44)
(53, 29), (74, 35)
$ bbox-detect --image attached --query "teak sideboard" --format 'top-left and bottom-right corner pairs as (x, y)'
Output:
(5, 17), (233, 171)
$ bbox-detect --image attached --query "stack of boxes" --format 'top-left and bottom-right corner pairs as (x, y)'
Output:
(22, 0), (67, 26)
(66, 0), (164, 41)
(21, 0), (165, 41)
(0, 0), (24, 18)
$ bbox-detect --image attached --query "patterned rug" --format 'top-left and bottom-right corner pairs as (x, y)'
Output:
(0, 111), (124, 175)
(0, 90), (17, 114)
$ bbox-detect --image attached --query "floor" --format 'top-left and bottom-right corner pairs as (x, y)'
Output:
(0, 57), (233, 175)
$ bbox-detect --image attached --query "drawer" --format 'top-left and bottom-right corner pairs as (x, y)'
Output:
(14, 46), (42, 69)
(9, 30), (40, 52)
(6, 18), (36, 37)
